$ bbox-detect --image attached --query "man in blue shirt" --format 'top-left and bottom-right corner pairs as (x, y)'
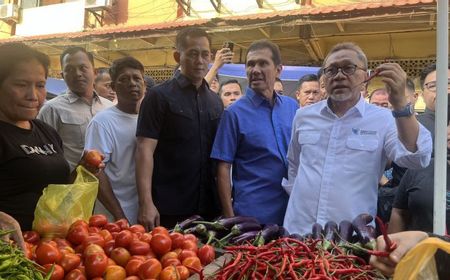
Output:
(210, 40), (299, 225)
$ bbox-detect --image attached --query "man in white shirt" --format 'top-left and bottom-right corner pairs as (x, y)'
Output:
(283, 42), (432, 235)
(38, 47), (113, 170)
(84, 57), (146, 224)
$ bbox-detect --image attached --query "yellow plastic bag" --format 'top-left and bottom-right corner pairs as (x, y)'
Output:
(32, 166), (98, 238)
(394, 237), (450, 280)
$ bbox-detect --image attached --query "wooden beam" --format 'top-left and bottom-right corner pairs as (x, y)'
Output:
(258, 27), (270, 39)
(429, 13), (436, 26)
(140, 38), (157, 46)
(310, 39), (324, 60)
(336, 22), (345, 32)
(301, 39), (319, 61)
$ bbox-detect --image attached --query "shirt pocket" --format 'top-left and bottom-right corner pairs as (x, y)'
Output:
(164, 101), (194, 141)
(298, 130), (321, 145)
(344, 135), (379, 173)
(59, 114), (87, 147)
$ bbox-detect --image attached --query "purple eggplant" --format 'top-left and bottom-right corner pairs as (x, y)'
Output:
(352, 214), (375, 245)
(229, 230), (260, 244)
(173, 215), (203, 232)
(311, 223), (323, 240)
(288, 233), (304, 241)
(278, 226), (290, 238)
(193, 216), (259, 230)
(337, 220), (354, 243)
(322, 221), (338, 251)
(195, 223), (208, 236)
(254, 224), (279, 246)
(219, 222), (262, 243)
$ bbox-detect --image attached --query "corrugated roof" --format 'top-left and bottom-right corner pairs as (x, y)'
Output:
(0, 0), (436, 43)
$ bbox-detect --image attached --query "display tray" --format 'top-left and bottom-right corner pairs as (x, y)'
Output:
(188, 253), (232, 280)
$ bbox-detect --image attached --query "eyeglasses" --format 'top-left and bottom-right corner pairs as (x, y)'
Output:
(424, 79), (450, 92)
(323, 64), (366, 78)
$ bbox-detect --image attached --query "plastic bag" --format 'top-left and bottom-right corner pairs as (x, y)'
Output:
(32, 166), (98, 238)
(394, 237), (450, 280)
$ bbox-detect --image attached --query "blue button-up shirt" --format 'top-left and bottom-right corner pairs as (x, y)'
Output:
(211, 88), (299, 225)
(283, 97), (432, 234)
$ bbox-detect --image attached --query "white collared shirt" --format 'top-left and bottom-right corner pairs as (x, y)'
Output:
(38, 90), (113, 170)
(283, 97), (432, 235)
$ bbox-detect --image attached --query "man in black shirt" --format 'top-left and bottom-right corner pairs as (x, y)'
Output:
(136, 27), (223, 230)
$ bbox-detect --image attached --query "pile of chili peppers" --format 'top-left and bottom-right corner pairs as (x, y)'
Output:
(211, 237), (389, 280)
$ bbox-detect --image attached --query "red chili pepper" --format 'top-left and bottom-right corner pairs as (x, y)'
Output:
(363, 68), (381, 84)
(375, 216), (398, 252)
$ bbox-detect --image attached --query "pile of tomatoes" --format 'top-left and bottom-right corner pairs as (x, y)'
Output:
(22, 214), (216, 280)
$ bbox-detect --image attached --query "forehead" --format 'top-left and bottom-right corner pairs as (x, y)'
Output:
(116, 67), (143, 78)
(300, 81), (319, 89)
(371, 93), (389, 101)
(246, 48), (273, 63)
(424, 70), (437, 83)
(324, 49), (362, 66)
(222, 83), (241, 92)
(9, 59), (46, 79)
(62, 51), (91, 66)
(183, 36), (210, 50)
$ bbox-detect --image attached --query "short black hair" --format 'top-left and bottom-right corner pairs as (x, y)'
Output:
(95, 67), (110, 83)
(60, 46), (94, 68)
(275, 77), (282, 83)
(297, 74), (318, 89)
(406, 77), (415, 93)
(109, 56), (144, 83)
(0, 42), (50, 86)
(419, 63), (436, 90)
(218, 79), (242, 96)
(175, 27), (211, 51)
(246, 39), (281, 66)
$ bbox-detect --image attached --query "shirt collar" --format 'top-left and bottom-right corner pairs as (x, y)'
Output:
(245, 87), (282, 107)
(424, 107), (435, 116)
(321, 96), (366, 117)
(174, 71), (209, 91)
(66, 90), (101, 104)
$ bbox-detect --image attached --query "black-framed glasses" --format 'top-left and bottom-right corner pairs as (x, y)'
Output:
(424, 79), (450, 92)
(323, 64), (366, 78)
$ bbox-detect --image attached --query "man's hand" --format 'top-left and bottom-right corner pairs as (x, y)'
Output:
(0, 212), (25, 251)
(138, 203), (160, 231)
(213, 47), (234, 68)
(370, 231), (428, 276)
(376, 63), (408, 110)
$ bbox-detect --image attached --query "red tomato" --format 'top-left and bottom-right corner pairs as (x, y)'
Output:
(124, 277), (140, 280)
(88, 227), (101, 234)
(169, 232), (184, 249)
(24, 242), (33, 260)
(115, 230), (133, 248)
(103, 239), (116, 256)
(104, 265), (126, 280)
(66, 225), (89, 246)
(110, 247), (131, 267)
(129, 240), (150, 255)
(177, 250), (197, 262)
(162, 258), (181, 268)
(53, 238), (73, 250)
(107, 257), (116, 266)
(42, 263), (64, 280)
(83, 244), (105, 257)
(64, 269), (86, 280)
(84, 252), (108, 278)
(151, 226), (169, 237)
(104, 222), (121, 233)
(36, 242), (62, 265)
(181, 240), (198, 253)
(159, 265), (180, 280)
(69, 220), (89, 231)
(140, 232), (152, 244)
(59, 252), (81, 273)
(182, 256), (202, 275)
(198, 244), (215, 266)
(125, 258), (143, 276)
(82, 233), (105, 250)
(23, 231), (40, 244)
(84, 150), (103, 168)
(115, 218), (130, 230)
(99, 229), (113, 242)
(129, 224), (146, 234)
(160, 251), (178, 264)
(183, 233), (198, 244)
(138, 258), (162, 279)
(129, 255), (146, 262)
(176, 265), (190, 280)
(150, 234), (172, 256)
(89, 214), (108, 228)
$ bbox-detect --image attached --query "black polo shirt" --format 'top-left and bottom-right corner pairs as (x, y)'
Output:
(137, 72), (223, 216)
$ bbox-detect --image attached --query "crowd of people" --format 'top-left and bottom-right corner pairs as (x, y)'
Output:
(0, 26), (450, 277)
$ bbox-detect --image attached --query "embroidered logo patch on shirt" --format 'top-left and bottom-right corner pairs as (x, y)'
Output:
(352, 128), (377, 136)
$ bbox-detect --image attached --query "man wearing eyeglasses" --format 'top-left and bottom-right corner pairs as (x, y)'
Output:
(283, 42), (432, 235)
(418, 63), (450, 146)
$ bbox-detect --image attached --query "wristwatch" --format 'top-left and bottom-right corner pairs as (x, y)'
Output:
(392, 103), (414, 118)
